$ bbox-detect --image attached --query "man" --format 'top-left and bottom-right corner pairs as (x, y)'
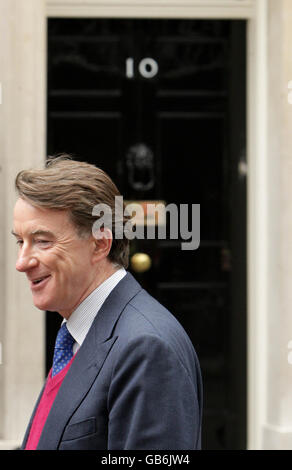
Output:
(13, 156), (203, 450)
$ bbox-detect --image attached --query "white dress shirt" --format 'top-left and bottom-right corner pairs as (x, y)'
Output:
(63, 268), (126, 354)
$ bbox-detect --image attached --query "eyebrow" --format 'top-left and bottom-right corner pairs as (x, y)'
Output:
(11, 229), (55, 238)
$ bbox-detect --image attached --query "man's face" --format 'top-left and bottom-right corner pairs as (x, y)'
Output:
(13, 198), (98, 318)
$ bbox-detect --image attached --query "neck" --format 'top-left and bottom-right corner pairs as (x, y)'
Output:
(60, 261), (120, 320)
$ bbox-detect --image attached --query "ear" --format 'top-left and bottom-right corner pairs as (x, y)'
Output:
(91, 227), (113, 263)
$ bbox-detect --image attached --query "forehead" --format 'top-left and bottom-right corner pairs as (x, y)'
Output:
(13, 198), (73, 235)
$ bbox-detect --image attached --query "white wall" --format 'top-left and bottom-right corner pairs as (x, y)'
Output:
(262, 0), (292, 449)
(0, 0), (46, 448)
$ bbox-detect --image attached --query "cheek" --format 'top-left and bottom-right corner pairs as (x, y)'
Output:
(56, 251), (91, 278)
(38, 251), (70, 279)
(42, 242), (93, 277)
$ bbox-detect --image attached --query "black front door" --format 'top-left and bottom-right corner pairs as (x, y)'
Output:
(47, 18), (247, 449)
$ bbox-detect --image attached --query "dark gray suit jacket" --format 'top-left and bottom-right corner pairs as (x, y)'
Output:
(22, 272), (203, 450)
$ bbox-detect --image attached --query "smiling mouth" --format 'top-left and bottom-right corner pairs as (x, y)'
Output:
(31, 275), (51, 286)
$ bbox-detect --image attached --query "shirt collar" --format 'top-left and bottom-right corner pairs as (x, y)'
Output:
(64, 268), (126, 349)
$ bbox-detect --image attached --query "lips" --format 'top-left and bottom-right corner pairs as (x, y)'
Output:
(30, 274), (51, 289)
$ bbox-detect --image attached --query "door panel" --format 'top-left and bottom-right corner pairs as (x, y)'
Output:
(47, 18), (246, 449)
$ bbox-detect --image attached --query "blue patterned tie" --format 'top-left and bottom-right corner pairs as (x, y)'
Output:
(52, 323), (75, 377)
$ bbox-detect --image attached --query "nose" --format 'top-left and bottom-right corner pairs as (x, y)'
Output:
(16, 249), (38, 272)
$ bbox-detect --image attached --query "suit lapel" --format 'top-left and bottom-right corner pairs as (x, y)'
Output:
(36, 272), (142, 450)
(37, 333), (117, 450)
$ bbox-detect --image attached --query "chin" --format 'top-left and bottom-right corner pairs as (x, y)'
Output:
(33, 297), (55, 312)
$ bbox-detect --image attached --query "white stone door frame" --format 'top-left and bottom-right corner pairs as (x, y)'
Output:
(45, 0), (269, 450)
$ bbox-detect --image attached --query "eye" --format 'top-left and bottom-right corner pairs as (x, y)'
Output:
(35, 239), (53, 248)
(16, 239), (23, 246)
(36, 240), (50, 245)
